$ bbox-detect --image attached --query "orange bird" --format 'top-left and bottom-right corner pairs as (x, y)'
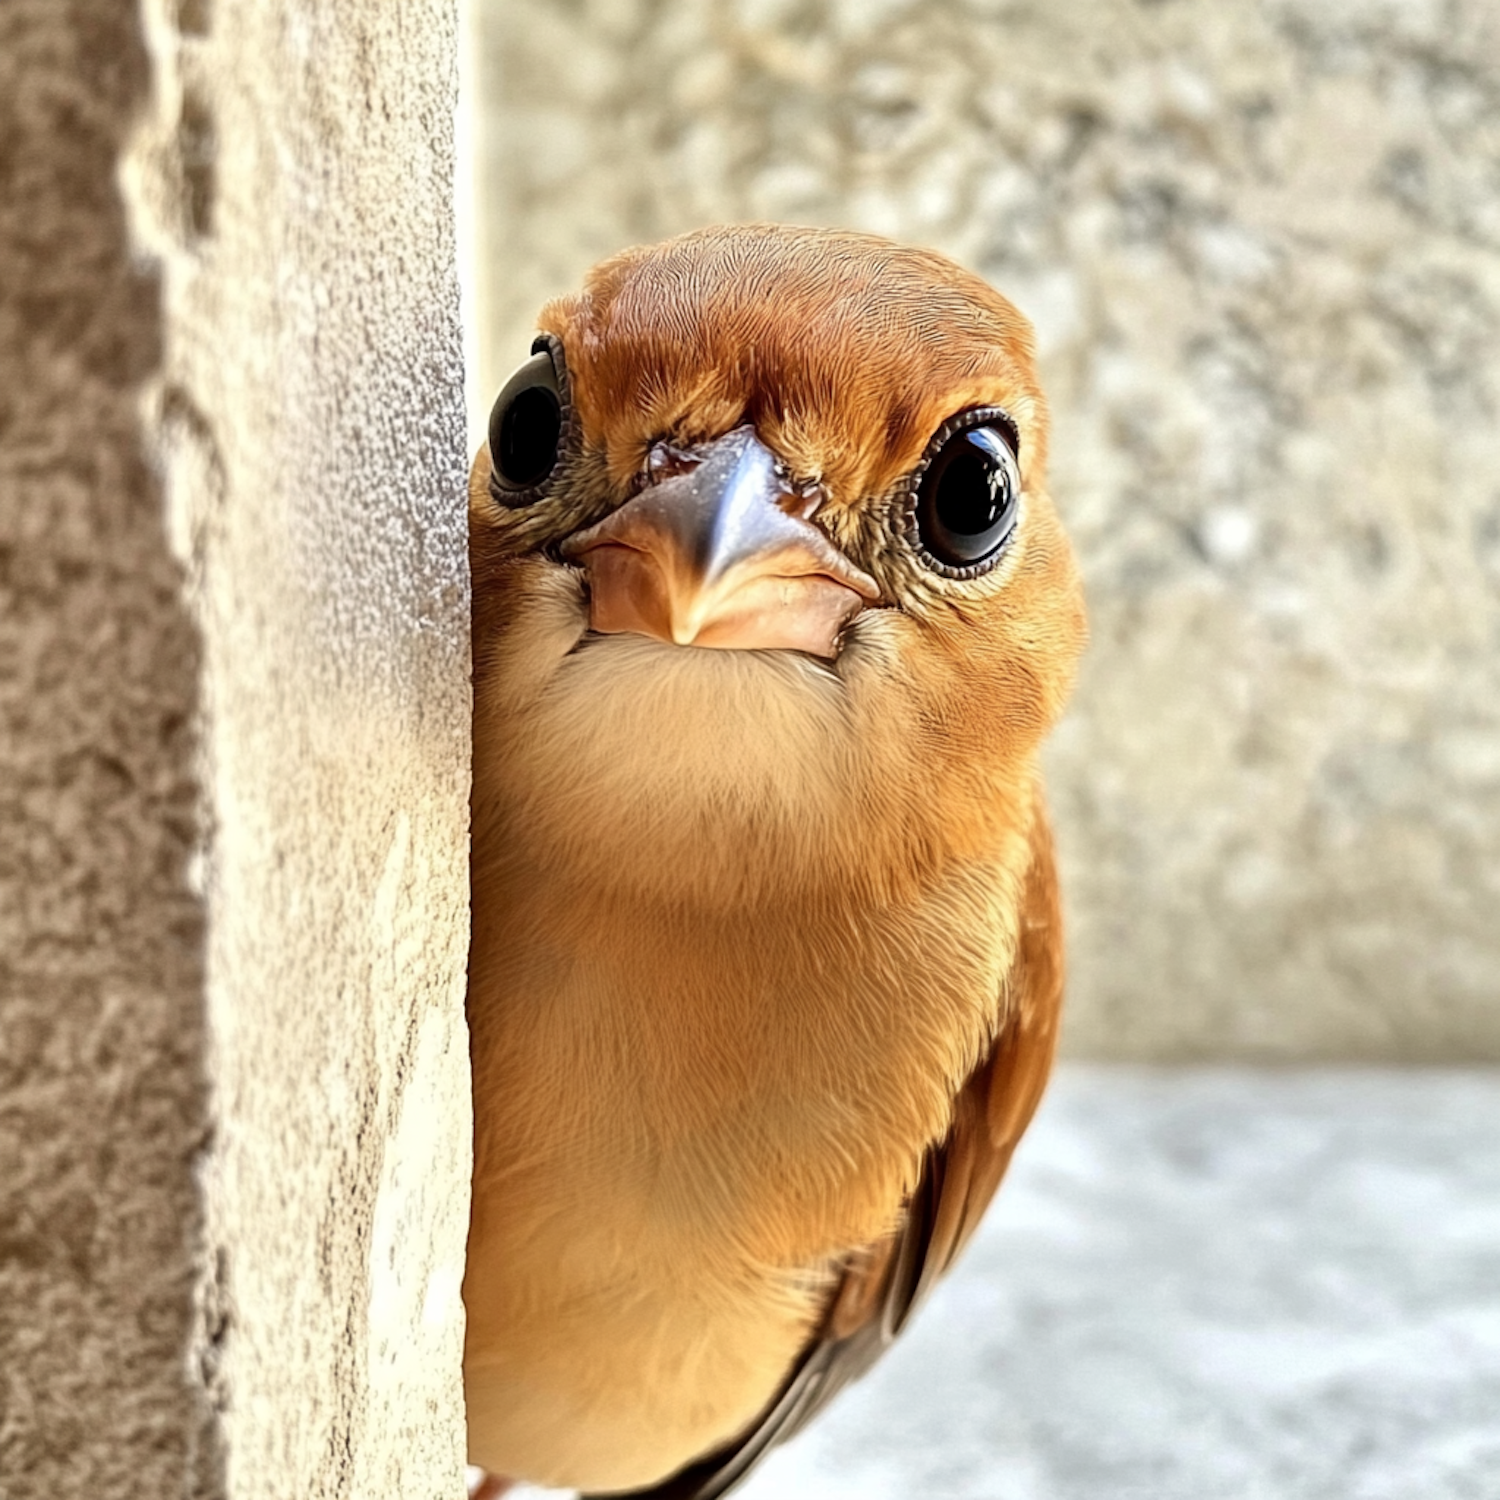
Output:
(464, 224), (1086, 1499)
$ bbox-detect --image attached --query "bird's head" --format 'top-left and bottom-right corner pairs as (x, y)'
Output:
(470, 225), (1086, 908)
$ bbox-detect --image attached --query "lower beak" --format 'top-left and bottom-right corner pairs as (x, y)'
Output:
(559, 427), (880, 658)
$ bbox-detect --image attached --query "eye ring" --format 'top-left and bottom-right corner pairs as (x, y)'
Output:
(487, 334), (573, 506)
(904, 406), (1023, 578)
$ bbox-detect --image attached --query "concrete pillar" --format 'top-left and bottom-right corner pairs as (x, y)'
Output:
(2, 1), (472, 1495)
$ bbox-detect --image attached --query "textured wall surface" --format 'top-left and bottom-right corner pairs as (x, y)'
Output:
(0, 2), (218, 1494)
(126, 0), (474, 1494)
(9, 0), (469, 1490)
(4, 0), (471, 1494)
(475, 0), (1500, 1059)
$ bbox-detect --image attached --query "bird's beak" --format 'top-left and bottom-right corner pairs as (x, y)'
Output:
(559, 426), (880, 657)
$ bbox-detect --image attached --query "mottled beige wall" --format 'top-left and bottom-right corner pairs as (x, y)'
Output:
(3, 0), (471, 1495)
(1, 3), (217, 1491)
(474, 0), (1500, 1060)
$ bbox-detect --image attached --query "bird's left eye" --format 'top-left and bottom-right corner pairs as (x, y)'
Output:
(488, 346), (563, 501)
(914, 415), (1021, 574)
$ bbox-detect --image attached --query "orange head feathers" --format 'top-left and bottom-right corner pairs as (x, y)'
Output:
(465, 224), (1085, 1497)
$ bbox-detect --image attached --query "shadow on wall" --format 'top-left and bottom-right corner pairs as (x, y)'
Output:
(471, 0), (1500, 1062)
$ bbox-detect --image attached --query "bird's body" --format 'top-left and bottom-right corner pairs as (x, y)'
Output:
(464, 225), (1085, 1497)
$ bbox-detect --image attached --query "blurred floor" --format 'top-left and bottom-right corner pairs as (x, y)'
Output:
(506, 1066), (1500, 1500)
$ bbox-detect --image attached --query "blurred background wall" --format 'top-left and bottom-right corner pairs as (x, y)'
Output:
(470, 0), (1500, 1060)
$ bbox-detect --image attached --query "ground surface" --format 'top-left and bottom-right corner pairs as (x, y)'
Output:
(502, 1066), (1500, 1500)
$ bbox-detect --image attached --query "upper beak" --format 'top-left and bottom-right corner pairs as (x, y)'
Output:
(559, 426), (880, 658)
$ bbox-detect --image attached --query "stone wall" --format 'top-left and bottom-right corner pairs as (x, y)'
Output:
(1, 3), (215, 1491)
(2, 0), (472, 1495)
(474, 0), (1500, 1060)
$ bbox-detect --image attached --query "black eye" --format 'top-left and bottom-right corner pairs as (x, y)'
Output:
(914, 418), (1021, 572)
(488, 348), (562, 499)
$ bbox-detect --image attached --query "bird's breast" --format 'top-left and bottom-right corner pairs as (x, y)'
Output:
(464, 618), (1037, 1488)
(464, 852), (1023, 1490)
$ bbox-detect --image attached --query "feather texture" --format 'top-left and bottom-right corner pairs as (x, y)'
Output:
(464, 224), (1085, 1495)
(596, 807), (1064, 1500)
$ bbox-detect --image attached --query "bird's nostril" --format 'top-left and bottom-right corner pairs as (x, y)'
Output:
(642, 440), (704, 487)
(777, 477), (826, 522)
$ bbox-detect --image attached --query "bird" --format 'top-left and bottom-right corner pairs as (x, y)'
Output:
(463, 223), (1086, 1499)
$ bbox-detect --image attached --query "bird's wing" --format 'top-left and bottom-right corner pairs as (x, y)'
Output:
(590, 804), (1065, 1500)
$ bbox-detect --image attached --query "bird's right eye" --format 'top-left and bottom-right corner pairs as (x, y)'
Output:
(910, 407), (1022, 576)
(488, 348), (563, 500)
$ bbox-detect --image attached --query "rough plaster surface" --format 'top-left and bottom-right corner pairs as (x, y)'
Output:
(0, 2), (217, 1495)
(126, 1), (473, 1496)
(475, 0), (1500, 1059)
